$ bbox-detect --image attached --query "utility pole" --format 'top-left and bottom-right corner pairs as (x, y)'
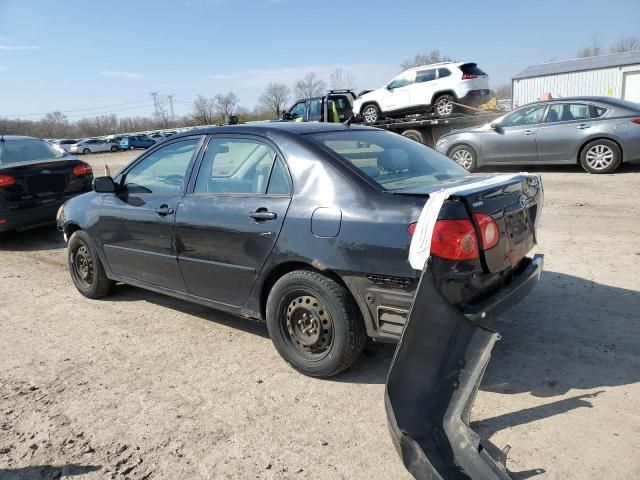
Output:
(167, 94), (175, 121)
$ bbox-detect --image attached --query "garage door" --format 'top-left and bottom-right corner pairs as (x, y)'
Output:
(623, 71), (640, 103)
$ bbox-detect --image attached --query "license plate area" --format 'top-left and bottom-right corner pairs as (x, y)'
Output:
(505, 210), (528, 242)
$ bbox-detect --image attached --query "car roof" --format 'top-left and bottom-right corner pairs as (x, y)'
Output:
(170, 122), (377, 139)
(519, 96), (640, 110)
(403, 61), (466, 73)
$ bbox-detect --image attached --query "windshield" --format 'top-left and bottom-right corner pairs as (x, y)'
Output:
(308, 130), (469, 191)
(0, 138), (67, 165)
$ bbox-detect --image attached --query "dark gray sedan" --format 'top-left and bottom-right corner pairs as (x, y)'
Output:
(435, 96), (640, 173)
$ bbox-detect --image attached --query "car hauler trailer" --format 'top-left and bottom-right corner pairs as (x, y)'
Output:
(281, 89), (502, 148)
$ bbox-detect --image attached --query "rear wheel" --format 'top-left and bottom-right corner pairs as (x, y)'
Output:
(449, 144), (477, 172)
(434, 94), (456, 118)
(128, 146), (135, 151)
(82, 148), (91, 154)
(110, 145), (118, 152)
(266, 270), (366, 378)
(361, 104), (380, 124)
(401, 129), (426, 144)
(68, 230), (113, 299)
(580, 139), (621, 174)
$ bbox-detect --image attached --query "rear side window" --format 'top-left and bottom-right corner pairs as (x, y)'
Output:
(545, 103), (590, 123)
(415, 69), (437, 83)
(590, 105), (607, 118)
(308, 130), (468, 191)
(460, 63), (487, 76)
(0, 139), (66, 165)
(194, 137), (284, 195)
(437, 68), (451, 79)
(308, 98), (322, 122)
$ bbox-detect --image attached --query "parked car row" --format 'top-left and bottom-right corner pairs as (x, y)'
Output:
(47, 131), (179, 155)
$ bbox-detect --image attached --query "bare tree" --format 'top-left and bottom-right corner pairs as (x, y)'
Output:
(611, 35), (640, 53)
(192, 95), (217, 125)
(294, 72), (326, 99)
(330, 66), (356, 90)
(577, 33), (604, 58)
(41, 111), (69, 138)
(154, 99), (172, 128)
(401, 50), (451, 70)
(494, 84), (512, 100)
(213, 92), (239, 120)
(259, 82), (291, 116)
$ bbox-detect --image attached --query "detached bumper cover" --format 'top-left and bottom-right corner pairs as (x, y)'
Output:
(386, 254), (543, 480)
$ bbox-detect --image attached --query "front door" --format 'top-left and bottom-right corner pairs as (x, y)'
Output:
(99, 136), (204, 290)
(379, 72), (414, 113)
(481, 104), (547, 164)
(175, 135), (292, 306)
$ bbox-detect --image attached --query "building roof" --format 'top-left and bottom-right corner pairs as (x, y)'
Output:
(513, 50), (640, 80)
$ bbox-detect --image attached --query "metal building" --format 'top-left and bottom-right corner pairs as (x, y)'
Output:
(512, 50), (640, 108)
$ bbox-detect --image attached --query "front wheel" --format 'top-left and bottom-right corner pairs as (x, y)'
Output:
(266, 270), (366, 378)
(361, 104), (380, 124)
(110, 145), (118, 152)
(68, 230), (114, 299)
(580, 139), (622, 174)
(82, 148), (91, 154)
(449, 144), (477, 172)
(128, 146), (135, 151)
(434, 94), (456, 118)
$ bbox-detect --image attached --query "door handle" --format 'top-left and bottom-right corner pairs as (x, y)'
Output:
(576, 123), (591, 129)
(523, 130), (536, 136)
(155, 205), (175, 216)
(249, 210), (277, 221)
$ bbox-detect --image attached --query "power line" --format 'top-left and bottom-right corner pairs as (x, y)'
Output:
(6, 99), (151, 118)
(64, 103), (157, 118)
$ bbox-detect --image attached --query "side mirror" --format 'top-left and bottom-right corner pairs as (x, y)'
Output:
(93, 176), (116, 193)
(490, 122), (503, 131)
(386, 84), (393, 90)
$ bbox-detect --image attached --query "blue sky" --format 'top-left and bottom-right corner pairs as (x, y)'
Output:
(1, 0), (639, 119)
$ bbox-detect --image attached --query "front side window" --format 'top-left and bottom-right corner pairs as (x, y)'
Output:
(308, 130), (468, 191)
(0, 138), (66, 165)
(502, 104), (546, 127)
(289, 101), (307, 119)
(415, 69), (437, 83)
(308, 98), (322, 121)
(388, 77), (412, 89)
(194, 137), (286, 195)
(123, 138), (201, 194)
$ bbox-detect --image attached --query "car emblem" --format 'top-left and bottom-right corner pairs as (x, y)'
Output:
(40, 169), (52, 174)
(519, 194), (528, 208)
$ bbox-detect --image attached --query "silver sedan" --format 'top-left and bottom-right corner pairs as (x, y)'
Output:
(69, 138), (118, 154)
(435, 96), (640, 173)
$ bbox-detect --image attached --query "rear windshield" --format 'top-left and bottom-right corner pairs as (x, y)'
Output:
(0, 138), (66, 165)
(307, 130), (468, 191)
(460, 63), (487, 76)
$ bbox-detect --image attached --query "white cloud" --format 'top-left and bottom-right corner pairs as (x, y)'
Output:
(100, 70), (143, 79)
(205, 63), (398, 104)
(0, 45), (40, 50)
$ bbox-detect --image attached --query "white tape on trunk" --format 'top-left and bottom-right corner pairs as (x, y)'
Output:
(409, 174), (541, 271)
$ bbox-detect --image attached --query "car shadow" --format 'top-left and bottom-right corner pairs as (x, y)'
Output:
(0, 225), (63, 252)
(0, 464), (101, 480)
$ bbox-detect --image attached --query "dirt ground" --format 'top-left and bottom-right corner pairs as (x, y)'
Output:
(1, 149), (639, 479)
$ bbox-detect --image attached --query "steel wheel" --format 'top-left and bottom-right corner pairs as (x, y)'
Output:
(585, 144), (614, 171)
(282, 294), (333, 359)
(363, 105), (379, 123)
(452, 148), (474, 169)
(435, 97), (453, 117)
(71, 244), (94, 289)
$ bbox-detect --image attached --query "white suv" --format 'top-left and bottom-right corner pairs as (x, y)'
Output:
(353, 62), (491, 123)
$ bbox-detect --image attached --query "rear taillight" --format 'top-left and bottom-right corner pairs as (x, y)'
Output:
(72, 163), (92, 176)
(473, 213), (499, 250)
(631, 118), (640, 125)
(462, 73), (478, 80)
(0, 175), (16, 187)
(431, 219), (479, 260)
(407, 222), (417, 237)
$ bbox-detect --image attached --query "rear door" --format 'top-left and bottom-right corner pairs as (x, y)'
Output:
(536, 102), (597, 162)
(99, 136), (204, 290)
(175, 135), (292, 306)
(481, 104), (547, 164)
(410, 68), (438, 109)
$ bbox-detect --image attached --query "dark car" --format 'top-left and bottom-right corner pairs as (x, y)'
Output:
(119, 135), (155, 150)
(0, 136), (93, 233)
(57, 123), (543, 378)
(436, 96), (640, 173)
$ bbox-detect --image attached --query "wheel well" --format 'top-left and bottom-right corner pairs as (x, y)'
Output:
(64, 222), (82, 237)
(431, 90), (457, 105)
(447, 143), (475, 157)
(360, 101), (380, 114)
(259, 261), (353, 320)
(577, 137), (623, 164)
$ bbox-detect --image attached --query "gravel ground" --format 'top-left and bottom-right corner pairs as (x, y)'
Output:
(1, 150), (639, 479)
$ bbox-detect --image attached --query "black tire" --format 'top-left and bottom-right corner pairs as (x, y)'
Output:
(68, 230), (113, 299)
(266, 270), (366, 378)
(110, 145), (118, 152)
(82, 148), (91, 154)
(128, 146), (135, 151)
(579, 139), (622, 174)
(401, 129), (426, 144)
(361, 103), (380, 124)
(434, 94), (456, 118)
(448, 144), (477, 172)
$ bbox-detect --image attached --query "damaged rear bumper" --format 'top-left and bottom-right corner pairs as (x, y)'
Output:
(386, 254), (543, 480)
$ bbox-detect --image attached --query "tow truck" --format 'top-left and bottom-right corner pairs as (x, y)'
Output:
(281, 89), (502, 147)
